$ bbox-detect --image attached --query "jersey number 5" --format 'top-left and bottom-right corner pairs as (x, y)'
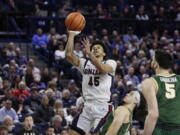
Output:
(165, 83), (175, 99)
(88, 76), (100, 86)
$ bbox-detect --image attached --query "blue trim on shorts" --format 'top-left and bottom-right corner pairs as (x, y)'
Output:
(92, 105), (113, 133)
(70, 109), (86, 135)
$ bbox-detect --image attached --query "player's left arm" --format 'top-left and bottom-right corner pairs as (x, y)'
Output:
(82, 38), (116, 74)
(106, 107), (127, 135)
(141, 78), (159, 135)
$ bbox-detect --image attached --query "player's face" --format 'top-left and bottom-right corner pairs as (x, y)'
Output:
(123, 92), (136, 104)
(91, 44), (106, 58)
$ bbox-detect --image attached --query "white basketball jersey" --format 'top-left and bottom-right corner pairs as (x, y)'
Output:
(77, 58), (117, 102)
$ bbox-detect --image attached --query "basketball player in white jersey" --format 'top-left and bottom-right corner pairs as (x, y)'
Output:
(65, 31), (117, 135)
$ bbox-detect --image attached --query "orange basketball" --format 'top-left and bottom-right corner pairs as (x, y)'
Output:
(65, 12), (86, 31)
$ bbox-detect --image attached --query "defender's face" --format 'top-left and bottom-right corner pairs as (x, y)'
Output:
(123, 92), (136, 104)
(91, 44), (105, 58)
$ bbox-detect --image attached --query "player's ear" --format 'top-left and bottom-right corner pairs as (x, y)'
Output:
(154, 61), (159, 69)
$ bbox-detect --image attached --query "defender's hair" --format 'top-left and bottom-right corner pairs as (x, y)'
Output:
(155, 50), (173, 69)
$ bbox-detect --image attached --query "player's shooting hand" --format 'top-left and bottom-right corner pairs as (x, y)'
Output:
(81, 37), (91, 55)
(68, 30), (81, 36)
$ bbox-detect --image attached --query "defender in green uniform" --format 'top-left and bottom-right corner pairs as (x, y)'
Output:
(142, 50), (180, 135)
(100, 91), (140, 135)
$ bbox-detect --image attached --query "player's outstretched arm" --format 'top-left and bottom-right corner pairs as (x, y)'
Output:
(106, 107), (127, 135)
(82, 38), (116, 74)
(142, 78), (159, 135)
(65, 31), (80, 67)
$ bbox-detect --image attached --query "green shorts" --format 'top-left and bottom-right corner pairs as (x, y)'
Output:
(153, 127), (180, 135)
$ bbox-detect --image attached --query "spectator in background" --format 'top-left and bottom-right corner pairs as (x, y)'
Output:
(34, 95), (54, 123)
(136, 5), (149, 20)
(54, 42), (67, 73)
(3, 65), (18, 82)
(0, 99), (19, 123)
(0, 88), (19, 111)
(30, 74), (46, 90)
(2, 115), (15, 134)
(13, 81), (29, 99)
(15, 48), (27, 66)
(15, 115), (39, 135)
(6, 42), (16, 59)
(47, 27), (61, 41)
(51, 115), (63, 134)
(24, 88), (40, 114)
(11, 74), (22, 89)
(34, 4), (47, 16)
(27, 59), (40, 75)
(138, 65), (148, 82)
(137, 50), (147, 65)
(126, 81), (135, 91)
(149, 5), (158, 20)
(123, 27), (139, 44)
(0, 80), (11, 95)
(24, 66), (34, 87)
(110, 6), (120, 18)
(173, 30), (180, 43)
(158, 6), (166, 20)
(53, 99), (63, 114)
(32, 28), (49, 56)
(111, 93), (119, 107)
(55, 108), (67, 127)
(54, 42), (65, 61)
(60, 128), (70, 135)
(121, 6), (134, 18)
(0, 0), (21, 32)
(124, 67), (140, 86)
(67, 80), (81, 98)
(48, 80), (62, 99)
(123, 50), (134, 68)
(62, 89), (76, 108)
(45, 88), (55, 106)
(0, 125), (8, 135)
(45, 126), (55, 135)
(0, 77), (3, 91)
(176, 7), (180, 21)
(41, 68), (51, 87)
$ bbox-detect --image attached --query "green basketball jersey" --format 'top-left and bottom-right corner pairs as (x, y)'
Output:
(100, 108), (132, 135)
(152, 74), (180, 125)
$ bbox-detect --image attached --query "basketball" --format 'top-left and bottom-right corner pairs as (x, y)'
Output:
(65, 12), (86, 31)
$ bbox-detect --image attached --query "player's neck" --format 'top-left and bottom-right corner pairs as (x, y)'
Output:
(156, 68), (170, 75)
(96, 56), (104, 62)
(124, 103), (135, 112)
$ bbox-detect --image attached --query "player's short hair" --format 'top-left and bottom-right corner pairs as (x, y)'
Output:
(90, 40), (108, 59)
(155, 50), (173, 69)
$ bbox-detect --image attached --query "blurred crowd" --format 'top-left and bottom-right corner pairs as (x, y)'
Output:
(0, 0), (180, 21)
